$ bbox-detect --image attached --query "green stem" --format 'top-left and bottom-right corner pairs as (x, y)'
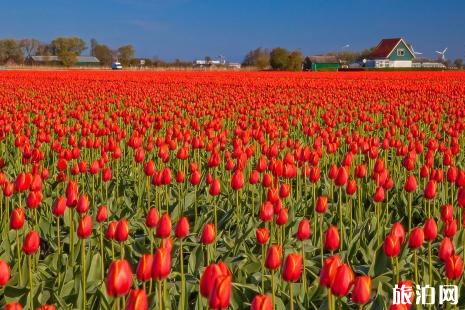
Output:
(57, 218), (61, 286)
(28, 254), (33, 310)
(289, 282), (294, 310)
(428, 241), (432, 283)
(82, 239), (87, 310)
(414, 250), (418, 285)
(408, 192), (412, 232)
(16, 229), (22, 285)
(70, 209), (74, 267)
(301, 241), (306, 293)
(395, 256), (399, 283)
(180, 238), (185, 310)
(261, 245), (265, 293)
(320, 215), (324, 267)
(100, 223), (104, 280)
(339, 186), (343, 249)
(271, 269), (275, 310)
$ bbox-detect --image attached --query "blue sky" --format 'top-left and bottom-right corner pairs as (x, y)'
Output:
(1, 0), (464, 62)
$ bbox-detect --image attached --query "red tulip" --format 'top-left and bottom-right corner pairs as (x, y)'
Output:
(443, 219), (457, 237)
(125, 289), (148, 310)
(76, 194), (90, 214)
(176, 170), (185, 183)
(208, 274), (232, 310)
(10, 208), (25, 230)
(259, 201), (274, 222)
(256, 227), (269, 245)
(113, 219), (129, 242)
(106, 221), (118, 240)
(200, 223), (215, 245)
(282, 253), (302, 282)
(23, 230), (40, 255)
(373, 186), (385, 202)
(390, 222), (406, 244)
(275, 208), (288, 226)
(231, 170), (244, 190)
(156, 213), (171, 238)
(335, 166), (348, 187)
(320, 255), (342, 287)
(424, 180), (436, 199)
(407, 227), (424, 249)
(152, 247), (171, 280)
(0, 259), (10, 286)
(441, 204), (454, 222)
(96, 205), (108, 223)
(26, 191), (42, 209)
(265, 244), (282, 270)
(316, 195), (328, 213)
(77, 215), (92, 239)
(175, 216), (189, 238)
(383, 233), (400, 257)
(404, 175), (417, 193)
(346, 179), (357, 195)
(200, 262), (231, 298)
(190, 170), (201, 186)
(106, 259), (133, 297)
(136, 254), (153, 281)
(351, 275), (372, 305)
(458, 187), (465, 207)
(250, 294), (272, 310)
(324, 226), (340, 251)
(36, 305), (56, 310)
(4, 302), (23, 310)
(423, 218), (437, 241)
(144, 160), (155, 176)
(296, 218), (311, 241)
(445, 255), (463, 280)
(52, 196), (67, 217)
(438, 237), (455, 262)
(66, 180), (78, 207)
(330, 263), (354, 297)
(279, 183), (290, 198)
(209, 178), (221, 196)
(145, 207), (159, 228)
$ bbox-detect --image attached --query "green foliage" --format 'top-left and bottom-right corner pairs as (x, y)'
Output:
(242, 47), (270, 69)
(0, 39), (24, 65)
(117, 44), (135, 67)
(50, 36), (87, 67)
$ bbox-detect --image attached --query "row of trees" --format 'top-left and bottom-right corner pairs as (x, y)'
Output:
(0, 37), (135, 67)
(242, 47), (303, 71)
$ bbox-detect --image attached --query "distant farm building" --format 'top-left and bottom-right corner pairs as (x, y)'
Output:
(367, 38), (414, 68)
(27, 56), (100, 67)
(303, 55), (339, 71)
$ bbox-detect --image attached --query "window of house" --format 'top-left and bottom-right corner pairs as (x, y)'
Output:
(397, 49), (405, 57)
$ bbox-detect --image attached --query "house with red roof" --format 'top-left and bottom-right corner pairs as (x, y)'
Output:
(367, 38), (415, 68)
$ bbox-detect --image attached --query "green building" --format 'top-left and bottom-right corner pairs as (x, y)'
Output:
(303, 55), (339, 71)
(28, 56), (100, 67)
(368, 38), (415, 68)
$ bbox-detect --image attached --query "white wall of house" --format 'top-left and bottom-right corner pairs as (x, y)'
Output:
(389, 60), (412, 68)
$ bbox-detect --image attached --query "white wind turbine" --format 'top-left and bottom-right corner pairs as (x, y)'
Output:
(410, 45), (423, 56)
(435, 47), (448, 61)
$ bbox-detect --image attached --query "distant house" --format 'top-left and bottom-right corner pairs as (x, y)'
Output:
(368, 38), (415, 68)
(303, 56), (339, 71)
(27, 55), (100, 67)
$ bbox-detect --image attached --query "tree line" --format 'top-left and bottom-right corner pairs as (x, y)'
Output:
(242, 47), (304, 71)
(0, 37), (135, 67)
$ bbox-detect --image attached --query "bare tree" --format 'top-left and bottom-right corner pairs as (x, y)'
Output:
(19, 38), (40, 58)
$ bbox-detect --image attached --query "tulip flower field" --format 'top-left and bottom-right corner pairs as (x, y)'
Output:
(1, 70), (465, 309)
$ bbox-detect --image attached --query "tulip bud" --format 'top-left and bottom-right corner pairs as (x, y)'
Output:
(76, 194), (90, 214)
(136, 254), (153, 282)
(383, 233), (400, 257)
(106, 221), (118, 240)
(373, 186), (385, 202)
(125, 289), (148, 310)
(209, 178), (221, 196)
(445, 255), (463, 280)
(4, 302), (23, 310)
(23, 230), (40, 255)
(250, 294), (273, 310)
(443, 219), (457, 238)
(324, 226), (340, 252)
(351, 275), (372, 305)
(10, 208), (25, 230)
(346, 179), (357, 195)
(52, 196), (67, 217)
(390, 222), (406, 244)
(407, 227), (424, 249)
(231, 170), (244, 190)
(256, 228), (269, 245)
(424, 180), (436, 199)
(423, 218), (437, 242)
(152, 246), (172, 281)
(115, 219), (129, 242)
(275, 208), (288, 226)
(320, 255), (342, 287)
(296, 218), (311, 241)
(264, 244), (282, 270)
(200, 262), (231, 298)
(145, 207), (159, 228)
(156, 212), (171, 238)
(404, 175), (417, 193)
(106, 259), (133, 297)
(208, 274), (232, 310)
(77, 215), (93, 239)
(438, 237), (455, 262)
(0, 259), (11, 286)
(96, 205), (108, 223)
(335, 166), (348, 187)
(330, 263), (354, 297)
(259, 201), (274, 222)
(316, 195), (328, 214)
(175, 216), (189, 238)
(282, 253), (302, 282)
(200, 223), (215, 245)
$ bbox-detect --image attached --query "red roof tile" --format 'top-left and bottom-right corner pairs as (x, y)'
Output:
(370, 38), (402, 59)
